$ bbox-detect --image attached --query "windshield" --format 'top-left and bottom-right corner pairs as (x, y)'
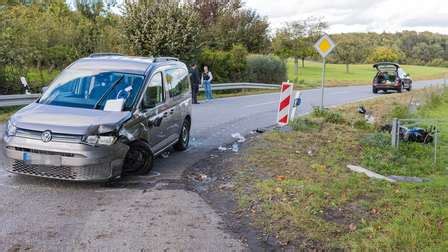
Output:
(39, 69), (144, 111)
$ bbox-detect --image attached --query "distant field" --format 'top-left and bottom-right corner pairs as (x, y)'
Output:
(287, 60), (448, 89)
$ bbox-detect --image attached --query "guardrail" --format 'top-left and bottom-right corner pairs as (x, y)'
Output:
(0, 94), (40, 107)
(0, 83), (281, 107)
(199, 83), (280, 92)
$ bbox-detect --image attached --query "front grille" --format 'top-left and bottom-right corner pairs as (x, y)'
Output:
(10, 160), (111, 181)
(15, 128), (83, 143)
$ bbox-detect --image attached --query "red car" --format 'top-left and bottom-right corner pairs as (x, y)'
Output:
(372, 62), (412, 93)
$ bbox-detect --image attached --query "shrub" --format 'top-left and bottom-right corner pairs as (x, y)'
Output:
(244, 54), (287, 84)
(199, 44), (248, 83)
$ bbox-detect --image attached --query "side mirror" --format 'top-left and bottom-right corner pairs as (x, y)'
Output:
(41, 86), (49, 94)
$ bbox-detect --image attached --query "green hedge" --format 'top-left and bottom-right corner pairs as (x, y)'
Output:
(244, 54), (287, 84)
(199, 46), (287, 84)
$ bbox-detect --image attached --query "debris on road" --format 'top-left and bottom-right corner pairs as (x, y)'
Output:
(232, 143), (239, 153)
(231, 133), (246, 143)
(161, 151), (170, 159)
(255, 128), (266, 134)
(218, 146), (228, 151)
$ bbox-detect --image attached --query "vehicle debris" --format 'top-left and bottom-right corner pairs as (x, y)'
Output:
(347, 165), (396, 183)
(232, 143), (239, 152)
(388, 175), (430, 183)
(255, 128), (266, 134)
(231, 133), (246, 143)
(161, 151), (170, 159)
(218, 146), (228, 151)
(357, 106), (375, 124)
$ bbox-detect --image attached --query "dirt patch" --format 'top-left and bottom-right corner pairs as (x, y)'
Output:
(182, 134), (295, 251)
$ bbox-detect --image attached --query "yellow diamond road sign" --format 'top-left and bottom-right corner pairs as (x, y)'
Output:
(314, 34), (335, 58)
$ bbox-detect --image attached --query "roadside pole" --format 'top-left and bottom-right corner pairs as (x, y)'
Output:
(313, 33), (335, 110)
(320, 57), (326, 109)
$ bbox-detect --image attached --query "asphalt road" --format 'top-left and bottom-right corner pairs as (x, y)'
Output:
(0, 79), (443, 251)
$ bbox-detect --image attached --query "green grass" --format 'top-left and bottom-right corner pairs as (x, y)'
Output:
(233, 87), (448, 249)
(287, 60), (448, 89)
(26, 68), (60, 92)
(0, 106), (22, 123)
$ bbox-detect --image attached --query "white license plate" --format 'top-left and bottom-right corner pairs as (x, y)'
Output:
(22, 152), (62, 166)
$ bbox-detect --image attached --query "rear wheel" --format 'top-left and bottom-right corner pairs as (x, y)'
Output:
(372, 87), (378, 94)
(397, 85), (403, 93)
(406, 85), (412, 92)
(174, 119), (191, 151)
(123, 141), (153, 175)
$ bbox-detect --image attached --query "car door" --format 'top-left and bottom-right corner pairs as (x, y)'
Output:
(163, 68), (189, 141)
(140, 71), (173, 154)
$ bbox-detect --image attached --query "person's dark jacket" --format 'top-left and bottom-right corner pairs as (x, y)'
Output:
(189, 67), (200, 86)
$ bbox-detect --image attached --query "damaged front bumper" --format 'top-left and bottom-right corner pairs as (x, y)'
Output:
(3, 134), (129, 181)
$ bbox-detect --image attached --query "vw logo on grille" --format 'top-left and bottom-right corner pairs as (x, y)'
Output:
(41, 130), (52, 143)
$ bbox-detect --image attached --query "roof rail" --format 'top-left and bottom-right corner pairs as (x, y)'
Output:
(153, 57), (179, 62)
(89, 53), (124, 58)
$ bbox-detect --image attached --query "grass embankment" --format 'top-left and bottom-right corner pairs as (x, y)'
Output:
(235, 87), (448, 249)
(287, 60), (448, 89)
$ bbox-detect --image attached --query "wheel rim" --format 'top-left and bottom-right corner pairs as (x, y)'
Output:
(182, 123), (190, 144)
(124, 146), (149, 173)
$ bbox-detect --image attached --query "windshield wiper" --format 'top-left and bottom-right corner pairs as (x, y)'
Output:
(93, 75), (124, 110)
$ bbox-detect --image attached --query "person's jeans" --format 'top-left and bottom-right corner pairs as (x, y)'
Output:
(204, 80), (213, 100)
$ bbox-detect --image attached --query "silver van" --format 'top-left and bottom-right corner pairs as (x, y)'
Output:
(3, 54), (192, 181)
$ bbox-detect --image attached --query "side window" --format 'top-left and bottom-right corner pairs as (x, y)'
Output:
(165, 68), (190, 97)
(142, 72), (165, 109)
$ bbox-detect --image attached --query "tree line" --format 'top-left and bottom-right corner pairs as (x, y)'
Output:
(1, 0), (447, 94)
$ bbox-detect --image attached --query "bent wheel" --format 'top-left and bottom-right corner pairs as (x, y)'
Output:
(123, 141), (153, 175)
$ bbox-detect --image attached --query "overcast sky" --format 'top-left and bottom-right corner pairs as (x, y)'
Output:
(244, 0), (448, 34)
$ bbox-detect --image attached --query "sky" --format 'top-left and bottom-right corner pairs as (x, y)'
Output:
(244, 0), (448, 34)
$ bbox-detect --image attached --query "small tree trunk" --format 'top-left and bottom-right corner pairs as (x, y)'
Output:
(346, 64), (349, 73)
(294, 57), (299, 83)
(301, 58), (305, 67)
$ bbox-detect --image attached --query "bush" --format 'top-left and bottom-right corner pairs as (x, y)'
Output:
(244, 54), (287, 84)
(199, 44), (248, 83)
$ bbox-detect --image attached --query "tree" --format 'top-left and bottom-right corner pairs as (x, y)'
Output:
(333, 35), (366, 72)
(272, 17), (327, 82)
(367, 47), (402, 63)
(122, 0), (201, 61)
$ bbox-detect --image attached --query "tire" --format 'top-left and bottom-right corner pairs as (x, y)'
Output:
(407, 85), (412, 92)
(174, 118), (191, 151)
(397, 85), (403, 93)
(122, 141), (153, 175)
(372, 87), (378, 94)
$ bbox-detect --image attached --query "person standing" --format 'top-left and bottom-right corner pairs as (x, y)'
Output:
(202, 65), (213, 101)
(189, 63), (200, 104)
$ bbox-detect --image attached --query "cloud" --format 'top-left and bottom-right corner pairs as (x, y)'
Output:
(244, 0), (448, 34)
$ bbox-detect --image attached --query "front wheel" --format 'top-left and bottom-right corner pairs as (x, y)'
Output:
(372, 87), (378, 94)
(122, 141), (153, 175)
(397, 85), (403, 93)
(406, 85), (412, 92)
(174, 119), (191, 151)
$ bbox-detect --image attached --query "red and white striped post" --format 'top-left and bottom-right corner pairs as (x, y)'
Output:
(277, 82), (293, 126)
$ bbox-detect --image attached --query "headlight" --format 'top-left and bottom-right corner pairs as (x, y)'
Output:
(83, 135), (116, 146)
(6, 120), (16, 136)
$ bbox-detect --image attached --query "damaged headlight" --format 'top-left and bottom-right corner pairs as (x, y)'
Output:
(83, 135), (116, 146)
(6, 120), (16, 137)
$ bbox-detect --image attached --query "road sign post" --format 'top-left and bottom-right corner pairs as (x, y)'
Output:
(277, 82), (294, 126)
(314, 34), (335, 109)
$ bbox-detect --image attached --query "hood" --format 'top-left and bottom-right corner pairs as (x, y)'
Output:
(11, 103), (132, 135)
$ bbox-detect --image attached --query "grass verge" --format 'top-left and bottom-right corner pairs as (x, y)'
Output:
(287, 60), (448, 89)
(234, 87), (448, 249)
